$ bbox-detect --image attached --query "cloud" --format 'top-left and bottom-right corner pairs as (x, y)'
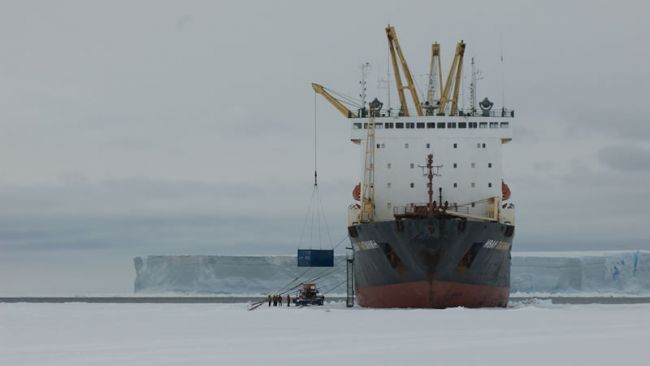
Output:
(175, 14), (194, 31)
(598, 145), (650, 172)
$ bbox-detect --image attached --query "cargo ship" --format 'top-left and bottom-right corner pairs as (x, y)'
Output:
(313, 26), (515, 308)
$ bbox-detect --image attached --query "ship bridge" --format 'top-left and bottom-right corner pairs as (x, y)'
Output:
(350, 109), (514, 144)
(314, 26), (516, 225)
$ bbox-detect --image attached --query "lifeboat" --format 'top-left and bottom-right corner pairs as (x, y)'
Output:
(502, 180), (511, 201)
(353, 183), (361, 201)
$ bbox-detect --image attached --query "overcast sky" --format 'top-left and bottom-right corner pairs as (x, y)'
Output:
(1, 0), (649, 294)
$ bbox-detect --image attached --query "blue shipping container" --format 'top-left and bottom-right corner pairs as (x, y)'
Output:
(297, 249), (334, 267)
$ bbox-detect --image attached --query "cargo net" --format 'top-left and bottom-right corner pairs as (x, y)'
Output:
(297, 183), (333, 253)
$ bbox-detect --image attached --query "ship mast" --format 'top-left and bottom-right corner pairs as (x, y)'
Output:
(359, 62), (370, 110)
(469, 57), (483, 115)
(421, 154), (442, 216)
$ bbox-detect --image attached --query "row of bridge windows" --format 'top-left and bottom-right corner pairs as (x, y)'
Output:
(386, 182), (493, 189)
(354, 121), (508, 129)
(387, 162), (493, 169)
(376, 142), (488, 149)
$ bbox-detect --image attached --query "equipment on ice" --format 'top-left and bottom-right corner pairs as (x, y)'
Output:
(293, 283), (325, 306)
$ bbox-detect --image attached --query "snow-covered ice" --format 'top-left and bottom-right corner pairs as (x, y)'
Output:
(1, 302), (649, 366)
(134, 250), (650, 295)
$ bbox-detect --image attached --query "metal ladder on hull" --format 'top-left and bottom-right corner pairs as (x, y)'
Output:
(346, 246), (355, 307)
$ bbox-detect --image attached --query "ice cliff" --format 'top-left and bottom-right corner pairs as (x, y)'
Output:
(510, 251), (650, 294)
(133, 255), (347, 295)
(133, 251), (650, 295)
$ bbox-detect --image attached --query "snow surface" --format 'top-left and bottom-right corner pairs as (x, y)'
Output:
(1, 302), (649, 366)
(133, 251), (650, 295)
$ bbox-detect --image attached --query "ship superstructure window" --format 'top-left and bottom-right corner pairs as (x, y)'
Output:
(479, 122), (487, 128)
(448, 122), (457, 128)
(488, 163), (492, 168)
(387, 202), (392, 208)
(381, 143), (385, 148)
(477, 143), (481, 148)
(387, 163), (391, 168)
(410, 163), (414, 169)
(396, 123), (404, 128)
(387, 182), (391, 188)
(453, 183), (458, 188)
(406, 123), (415, 129)
(500, 122), (509, 128)
(453, 163), (457, 168)
(427, 122), (435, 128)
(426, 143), (430, 148)
(410, 183), (415, 188)
(471, 162), (476, 168)
(417, 122), (425, 129)
(404, 143), (409, 148)
(488, 182), (492, 187)
(471, 202), (475, 207)
(490, 122), (499, 128)
(377, 143), (381, 148)
(459, 122), (467, 128)
(482, 143), (486, 148)
(385, 122), (394, 128)
(353, 123), (362, 129)
(453, 143), (458, 148)
(469, 122), (477, 128)
(471, 182), (476, 188)
(363, 123), (368, 129)
(375, 123), (383, 129)
(437, 122), (445, 128)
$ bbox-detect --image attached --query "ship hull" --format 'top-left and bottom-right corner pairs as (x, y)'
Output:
(349, 217), (514, 308)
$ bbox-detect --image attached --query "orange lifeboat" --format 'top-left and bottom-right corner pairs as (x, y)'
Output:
(502, 180), (511, 201)
(352, 183), (361, 201)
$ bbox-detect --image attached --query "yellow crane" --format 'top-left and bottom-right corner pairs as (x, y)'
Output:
(360, 103), (382, 222)
(425, 43), (443, 115)
(386, 25), (423, 117)
(438, 41), (466, 116)
(311, 83), (358, 118)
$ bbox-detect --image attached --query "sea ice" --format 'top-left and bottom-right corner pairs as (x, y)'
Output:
(1, 302), (648, 366)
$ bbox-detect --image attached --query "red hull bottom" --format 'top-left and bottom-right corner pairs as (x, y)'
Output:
(356, 280), (509, 308)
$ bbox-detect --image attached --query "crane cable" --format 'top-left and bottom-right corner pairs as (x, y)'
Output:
(251, 95), (345, 311)
(296, 94), (334, 251)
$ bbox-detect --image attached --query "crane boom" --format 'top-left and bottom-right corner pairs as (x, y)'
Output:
(450, 42), (466, 116)
(425, 43), (443, 115)
(438, 41), (465, 116)
(386, 27), (407, 116)
(386, 25), (423, 117)
(361, 114), (376, 222)
(312, 83), (358, 118)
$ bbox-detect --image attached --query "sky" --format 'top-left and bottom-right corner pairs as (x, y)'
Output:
(1, 0), (649, 294)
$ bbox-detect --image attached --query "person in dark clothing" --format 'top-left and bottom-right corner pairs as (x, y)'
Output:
(268, 295), (272, 307)
(286, 294), (291, 307)
(278, 295), (283, 307)
(273, 295), (277, 306)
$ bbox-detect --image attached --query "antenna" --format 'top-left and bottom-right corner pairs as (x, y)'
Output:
(500, 33), (506, 109)
(386, 50), (391, 113)
(359, 62), (371, 108)
(469, 57), (483, 114)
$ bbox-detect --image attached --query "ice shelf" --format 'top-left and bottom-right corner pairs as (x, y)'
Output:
(133, 251), (650, 295)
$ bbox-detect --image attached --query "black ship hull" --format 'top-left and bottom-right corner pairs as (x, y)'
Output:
(348, 217), (514, 308)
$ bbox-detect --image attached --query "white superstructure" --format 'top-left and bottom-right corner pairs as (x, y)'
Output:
(350, 112), (514, 222)
(313, 26), (516, 226)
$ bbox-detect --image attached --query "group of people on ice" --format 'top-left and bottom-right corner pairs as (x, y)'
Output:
(268, 294), (290, 307)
